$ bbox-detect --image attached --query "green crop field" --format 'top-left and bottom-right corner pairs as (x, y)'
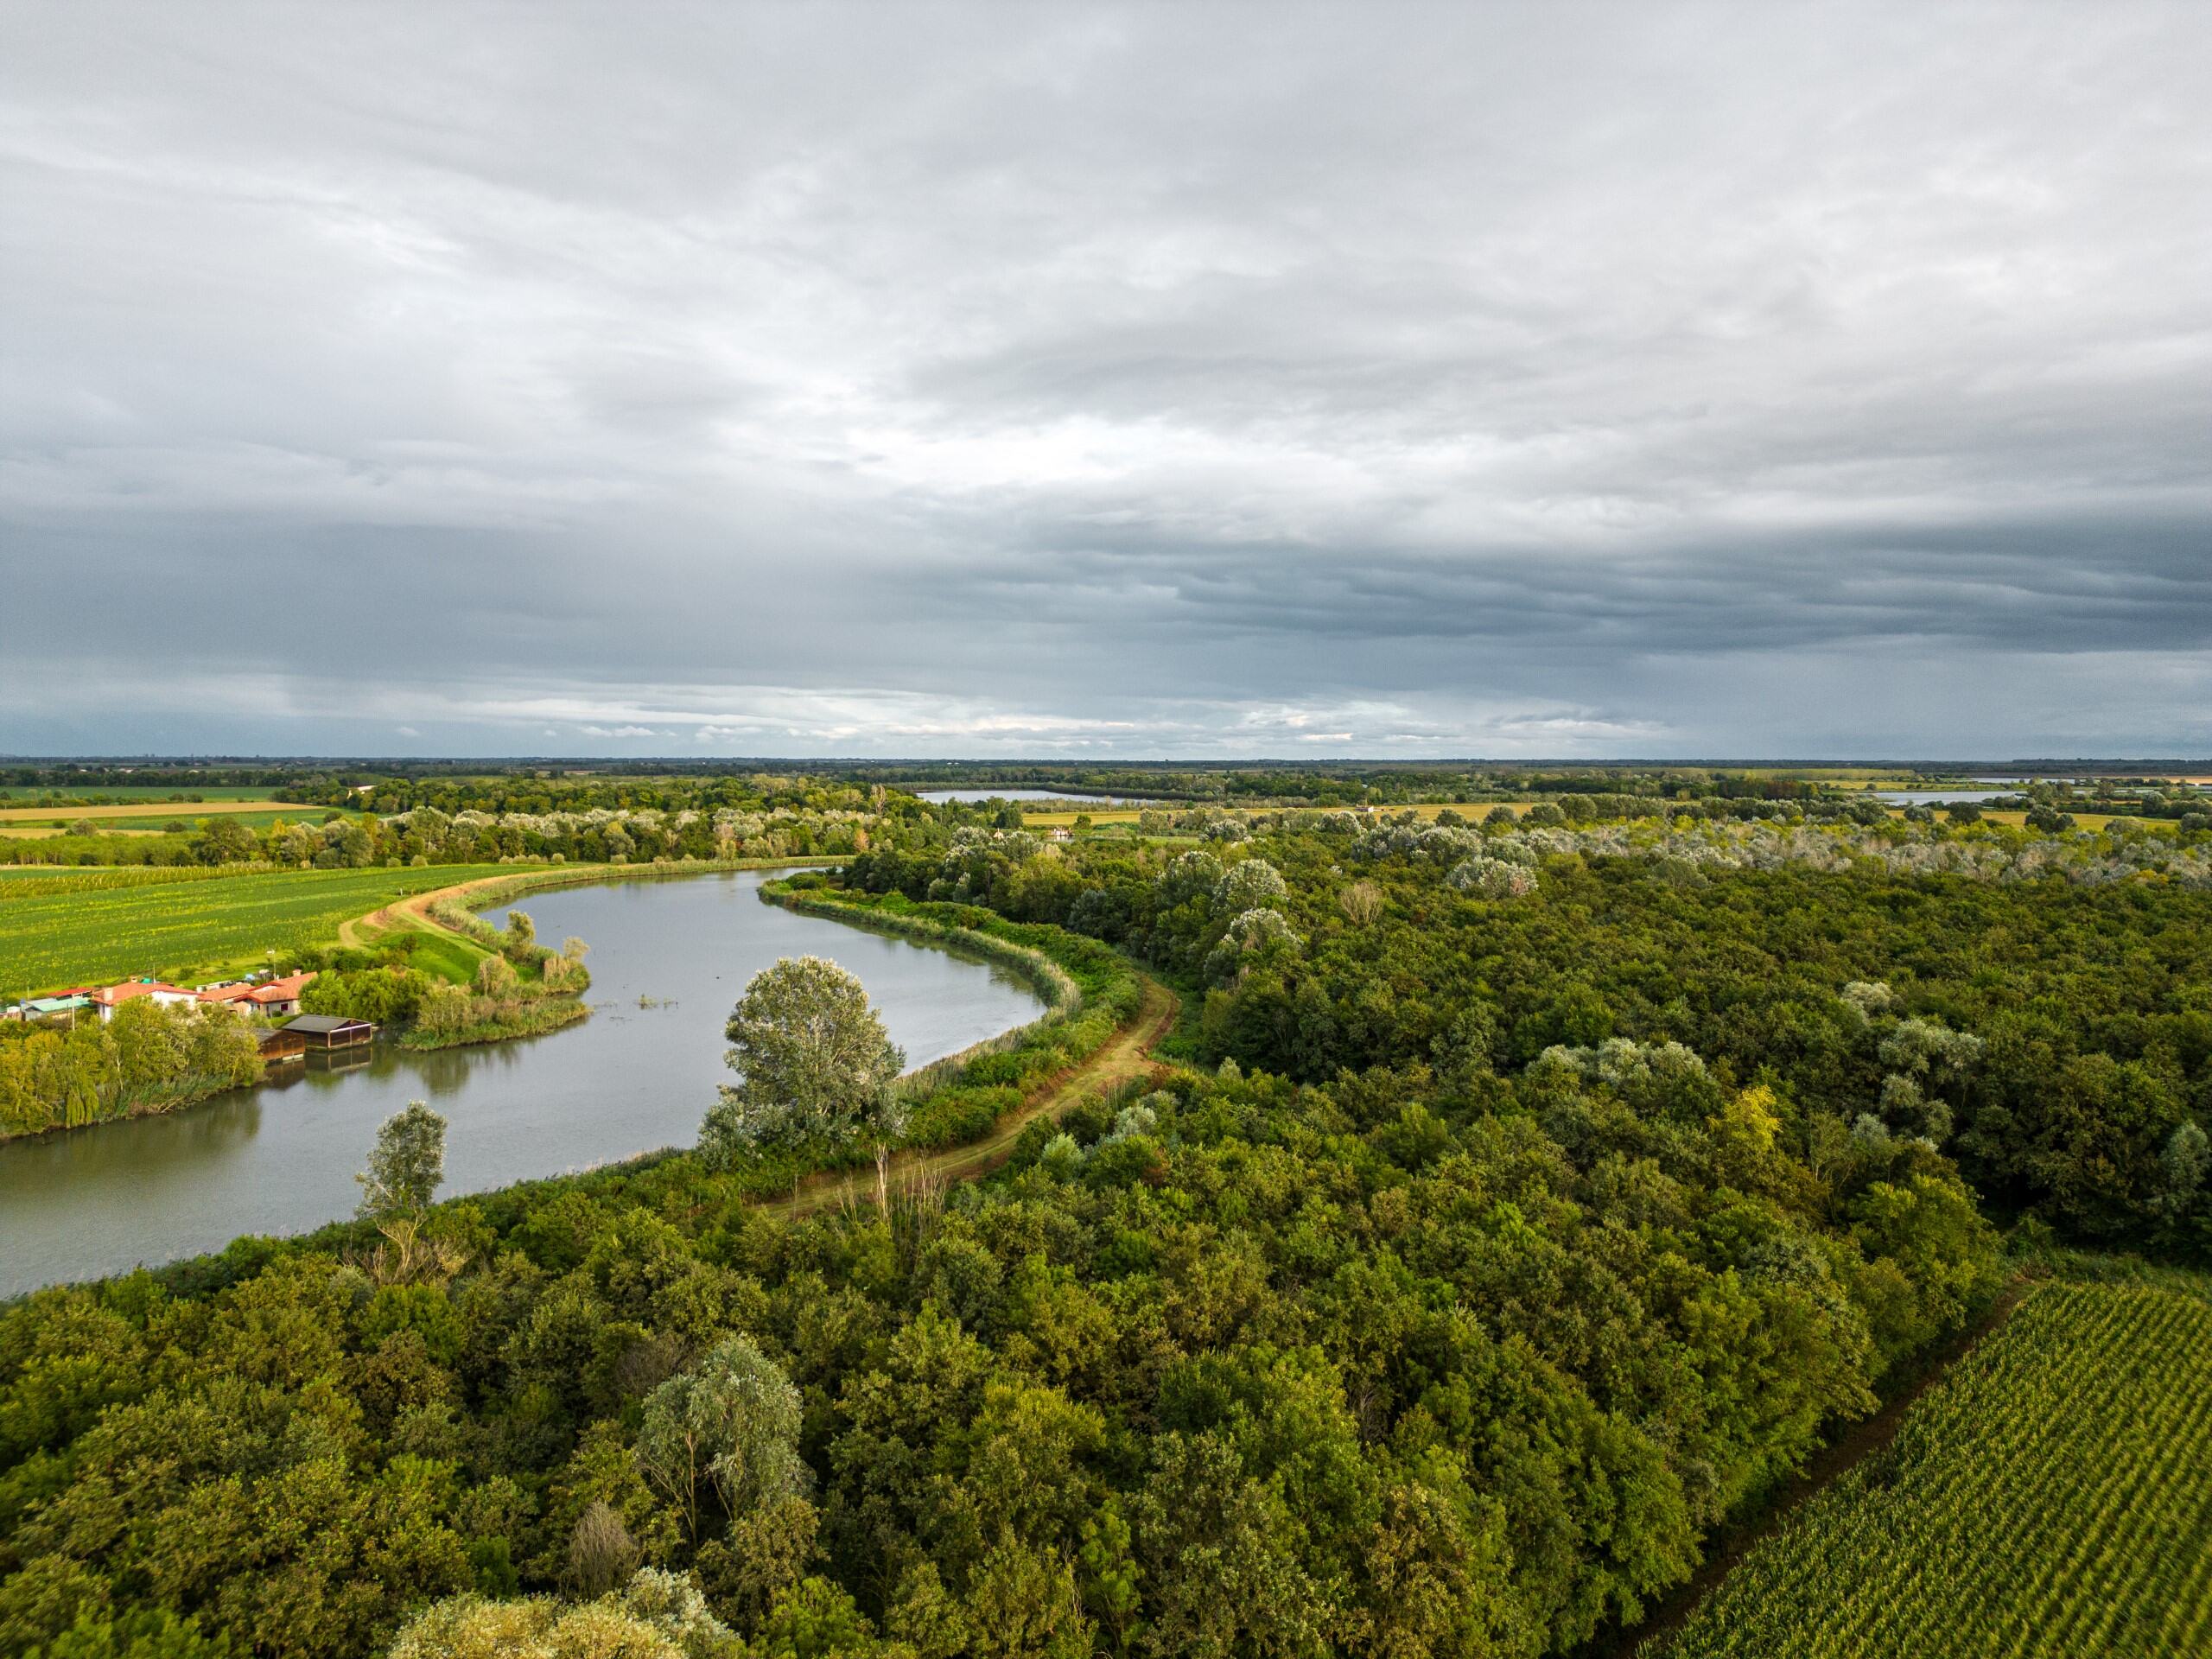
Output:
(0, 809), (314, 837)
(1650, 1271), (2212, 1659)
(0, 863), (526, 993)
(0, 867), (251, 899)
(0, 785), (278, 804)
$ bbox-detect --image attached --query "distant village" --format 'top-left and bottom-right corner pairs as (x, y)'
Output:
(4, 970), (373, 1057)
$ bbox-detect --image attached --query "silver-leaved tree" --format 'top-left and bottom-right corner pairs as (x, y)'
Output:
(699, 956), (906, 1198)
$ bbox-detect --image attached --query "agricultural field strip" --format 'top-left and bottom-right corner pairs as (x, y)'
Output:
(1021, 801), (2164, 832)
(0, 866), (254, 898)
(0, 798), (295, 823)
(0, 810), (310, 839)
(0, 785), (273, 802)
(1651, 1281), (2212, 1658)
(0, 863), (527, 994)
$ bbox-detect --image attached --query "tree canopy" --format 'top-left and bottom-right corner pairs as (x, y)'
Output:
(700, 957), (905, 1161)
(357, 1101), (448, 1220)
(3, 800), (2205, 1656)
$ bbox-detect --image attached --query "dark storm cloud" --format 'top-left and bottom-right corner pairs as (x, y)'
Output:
(2, 2), (2208, 756)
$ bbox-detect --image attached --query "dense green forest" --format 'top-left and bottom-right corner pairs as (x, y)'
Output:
(1, 807), (2207, 1656)
(850, 817), (2212, 1247)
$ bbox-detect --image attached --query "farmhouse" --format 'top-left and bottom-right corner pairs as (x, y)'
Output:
(71, 970), (321, 1024)
(197, 971), (316, 1018)
(88, 980), (200, 1021)
(3, 994), (91, 1024)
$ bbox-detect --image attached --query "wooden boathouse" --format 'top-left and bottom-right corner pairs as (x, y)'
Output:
(261, 1014), (375, 1060)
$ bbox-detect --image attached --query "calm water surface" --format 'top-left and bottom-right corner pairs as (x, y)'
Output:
(914, 788), (1161, 804)
(1867, 789), (2010, 805)
(0, 872), (1041, 1296)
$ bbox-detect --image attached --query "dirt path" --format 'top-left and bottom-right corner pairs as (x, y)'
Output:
(759, 974), (1181, 1220)
(337, 869), (582, 950)
(1592, 1274), (2038, 1658)
(339, 867), (1185, 1219)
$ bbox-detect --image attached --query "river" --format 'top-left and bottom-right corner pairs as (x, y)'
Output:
(0, 871), (1043, 1298)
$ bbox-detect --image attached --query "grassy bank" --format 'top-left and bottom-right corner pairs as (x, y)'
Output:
(396, 996), (590, 1051)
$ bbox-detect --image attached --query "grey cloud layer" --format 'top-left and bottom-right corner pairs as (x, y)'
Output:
(3, 3), (2208, 756)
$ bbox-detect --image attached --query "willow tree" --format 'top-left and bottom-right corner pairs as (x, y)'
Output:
(357, 1100), (447, 1220)
(356, 1100), (451, 1281)
(700, 957), (904, 1182)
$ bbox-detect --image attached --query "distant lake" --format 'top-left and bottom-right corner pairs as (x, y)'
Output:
(0, 871), (1042, 1297)
(1868, 789), (2013, 806)
(914, 788), (1163, 805)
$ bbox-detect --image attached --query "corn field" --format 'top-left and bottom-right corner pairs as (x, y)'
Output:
(1654, 1276), (2212, 1657)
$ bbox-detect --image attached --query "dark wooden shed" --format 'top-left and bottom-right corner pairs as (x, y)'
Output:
(278, 1014), (375, 1052)
(257, 1027), (309, 1062)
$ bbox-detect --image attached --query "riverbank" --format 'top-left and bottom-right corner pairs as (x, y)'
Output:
(762, 972), (1179, 1220)
(395, 996), (589, 1051)
(194, 901), (1172, 1277)
(2, 868), (1050, 1296)
(754, 879), (1147, 1171)
(337, 856), (842, 1052)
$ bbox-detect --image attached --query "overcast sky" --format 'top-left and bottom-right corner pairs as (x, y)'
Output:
(3, 3), (2208, 760)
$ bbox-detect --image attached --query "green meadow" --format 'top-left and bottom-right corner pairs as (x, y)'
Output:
(0, 863), (527, 993)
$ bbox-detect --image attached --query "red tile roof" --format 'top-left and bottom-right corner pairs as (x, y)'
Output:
(245, 972), (316, 1006)
(92, 981), (194, 1007)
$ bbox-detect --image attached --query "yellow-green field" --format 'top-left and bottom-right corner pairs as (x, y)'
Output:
(0, 798), (296, 825)
(1884, 806), (2157, 833)
(0, 809), (315, 840)
(0, 863), (535, 994)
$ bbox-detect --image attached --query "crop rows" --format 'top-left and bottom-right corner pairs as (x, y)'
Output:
(0, 864), (524, 992)
(1653, 1277), (2212, 1658)
(0, 865), (270, 899)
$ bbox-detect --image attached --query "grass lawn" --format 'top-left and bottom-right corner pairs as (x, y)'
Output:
(348, 901), (498, 984)
(0, 863), (537, 995)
